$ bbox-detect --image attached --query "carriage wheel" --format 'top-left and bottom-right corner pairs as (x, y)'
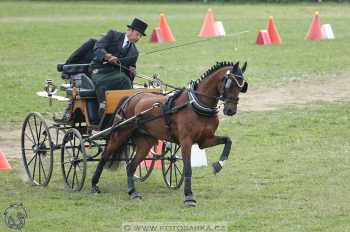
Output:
(61, 128), (87, 191)
(161, 142), (184, 189)
(21, 112), (54, 186)
(126, 141), (155, 182)
(48, 125), (66, 150)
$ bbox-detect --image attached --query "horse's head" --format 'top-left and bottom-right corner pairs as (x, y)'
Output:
(219, 62), (248, 116)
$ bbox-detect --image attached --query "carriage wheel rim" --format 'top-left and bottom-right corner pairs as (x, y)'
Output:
(21, 112), (54, 186)
(161, 143), (184, 189)
(125, 142), (155, 182)
(61, 128), (87, 191)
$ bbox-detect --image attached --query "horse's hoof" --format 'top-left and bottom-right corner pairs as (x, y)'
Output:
(91, 186), (101, 194)
(184, 195), (197, 207)
(130, 191), (142, 200)
(212, 162), (222, 174)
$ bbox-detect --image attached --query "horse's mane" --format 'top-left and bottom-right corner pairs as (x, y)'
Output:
(199, 61), (235, 80)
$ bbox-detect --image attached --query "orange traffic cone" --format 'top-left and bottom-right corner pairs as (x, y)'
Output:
(256, 30), (271, 45)
(0, 150), (12, 170)
(305, 11), (322, 40)
(144, 140), (163, 169)
(150, 27), (164, 43)
(199, 8), (218, 38)
(267, 16), (282, 44)
(159, 13), (176, 42)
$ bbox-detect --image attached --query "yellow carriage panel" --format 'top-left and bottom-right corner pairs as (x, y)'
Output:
(105, 88), (161, 114)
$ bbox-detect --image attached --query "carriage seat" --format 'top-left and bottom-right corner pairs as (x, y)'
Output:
(57, 63), (96, 98)
(57, 63), (90, 76)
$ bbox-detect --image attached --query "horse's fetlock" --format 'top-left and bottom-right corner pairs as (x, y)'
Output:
(212, 161), (222, 174)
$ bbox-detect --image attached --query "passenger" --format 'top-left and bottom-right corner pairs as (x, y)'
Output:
(55, 18), (148, 123)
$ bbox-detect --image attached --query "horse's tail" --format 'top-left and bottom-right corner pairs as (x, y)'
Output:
(104, 143), (129, 171)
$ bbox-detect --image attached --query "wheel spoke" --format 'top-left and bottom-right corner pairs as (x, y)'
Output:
(76, 145), (81, 158)
(71, 167), (76, 188)
(32, 153), (38, 181)
(66, 163), (73, 181)
(169, 163), (173, 186)
(27, 153), (38, 167)
(39, 156), (47, 182)
(27, 120), (37, 144)
(175, 164), (183, 177)
(24, 133), (35, 144)
(174, 145), (180, 154)
(174, 163), (178, 186)
(34, 115), (39, 143)
(39, 131), (48, 146)
(38, 121), (43, 142)
(38, 154), (42, 184)
(73, 136), (77, 157)
(164, 161), (171, 176)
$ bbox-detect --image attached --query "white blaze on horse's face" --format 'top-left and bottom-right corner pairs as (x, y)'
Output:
(222, 70), (244, 116)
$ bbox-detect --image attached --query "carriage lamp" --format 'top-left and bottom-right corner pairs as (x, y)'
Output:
(44, 79), (57, 106)
(150, 73), (162, 88)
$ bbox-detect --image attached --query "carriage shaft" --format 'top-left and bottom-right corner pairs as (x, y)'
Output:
(87, 102), (161, 141)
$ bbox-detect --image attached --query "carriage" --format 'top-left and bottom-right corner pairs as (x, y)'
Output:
(21, 63), (184, 192)
(21, 59), (248, 206)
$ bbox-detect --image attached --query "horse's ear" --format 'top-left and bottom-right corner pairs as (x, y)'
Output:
(240, 82), (248, 93)
(241, 62), (247, 74)
(232, 62), (239, 72)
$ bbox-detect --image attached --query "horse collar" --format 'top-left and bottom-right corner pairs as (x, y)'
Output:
(187, 81), (218, 117)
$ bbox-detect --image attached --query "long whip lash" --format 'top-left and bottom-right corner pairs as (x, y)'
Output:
(117, 30), (249, 88)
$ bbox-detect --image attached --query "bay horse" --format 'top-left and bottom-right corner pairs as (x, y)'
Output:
(91, 61), (248, 207)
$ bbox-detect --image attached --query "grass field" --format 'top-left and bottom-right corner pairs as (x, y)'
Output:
(1, 1), (350, 232)
(1, 102), (350, 231)
(0, 1), (350, 122)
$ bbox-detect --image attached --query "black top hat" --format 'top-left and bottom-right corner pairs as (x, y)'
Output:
(127, 18), (148, 36)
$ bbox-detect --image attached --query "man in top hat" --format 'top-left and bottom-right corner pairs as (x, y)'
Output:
(54, 18), (148, 124)
(90, 17), (148, 118)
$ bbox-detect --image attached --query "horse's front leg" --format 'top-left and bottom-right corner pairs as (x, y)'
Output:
(180, 138), (197, 207)
(199, 136), (232, 174)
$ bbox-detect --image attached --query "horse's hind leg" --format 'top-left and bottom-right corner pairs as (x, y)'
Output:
(91, 130), (132, 193)
(126, 136), (155, 199)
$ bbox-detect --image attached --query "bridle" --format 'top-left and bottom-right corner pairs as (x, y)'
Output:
(190, 70), (246, 103)
(219, 71), (246, 104)
(186, 69), (247, 117)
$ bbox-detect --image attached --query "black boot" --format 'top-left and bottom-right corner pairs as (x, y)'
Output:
(54, 98), (73, 123)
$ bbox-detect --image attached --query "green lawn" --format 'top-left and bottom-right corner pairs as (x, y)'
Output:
(1, 1), (350, 232)
(1, 102), (350, 231)
(0, 1), (350, 122)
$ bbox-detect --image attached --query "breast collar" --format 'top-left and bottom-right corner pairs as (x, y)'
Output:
(187, 81), (218, 117)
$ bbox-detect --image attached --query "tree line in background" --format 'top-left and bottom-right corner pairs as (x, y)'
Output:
(24, 0), (349, 3)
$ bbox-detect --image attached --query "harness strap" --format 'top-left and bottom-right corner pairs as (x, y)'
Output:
(162, 89), (185, 141)
(116, 92), (148, 118)
(187, 81), (218, 117)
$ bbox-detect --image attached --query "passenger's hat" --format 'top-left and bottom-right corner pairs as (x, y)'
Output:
(127, 18), (148, 36)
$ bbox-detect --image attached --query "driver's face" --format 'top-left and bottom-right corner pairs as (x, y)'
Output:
(126, 28), (143, 43)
